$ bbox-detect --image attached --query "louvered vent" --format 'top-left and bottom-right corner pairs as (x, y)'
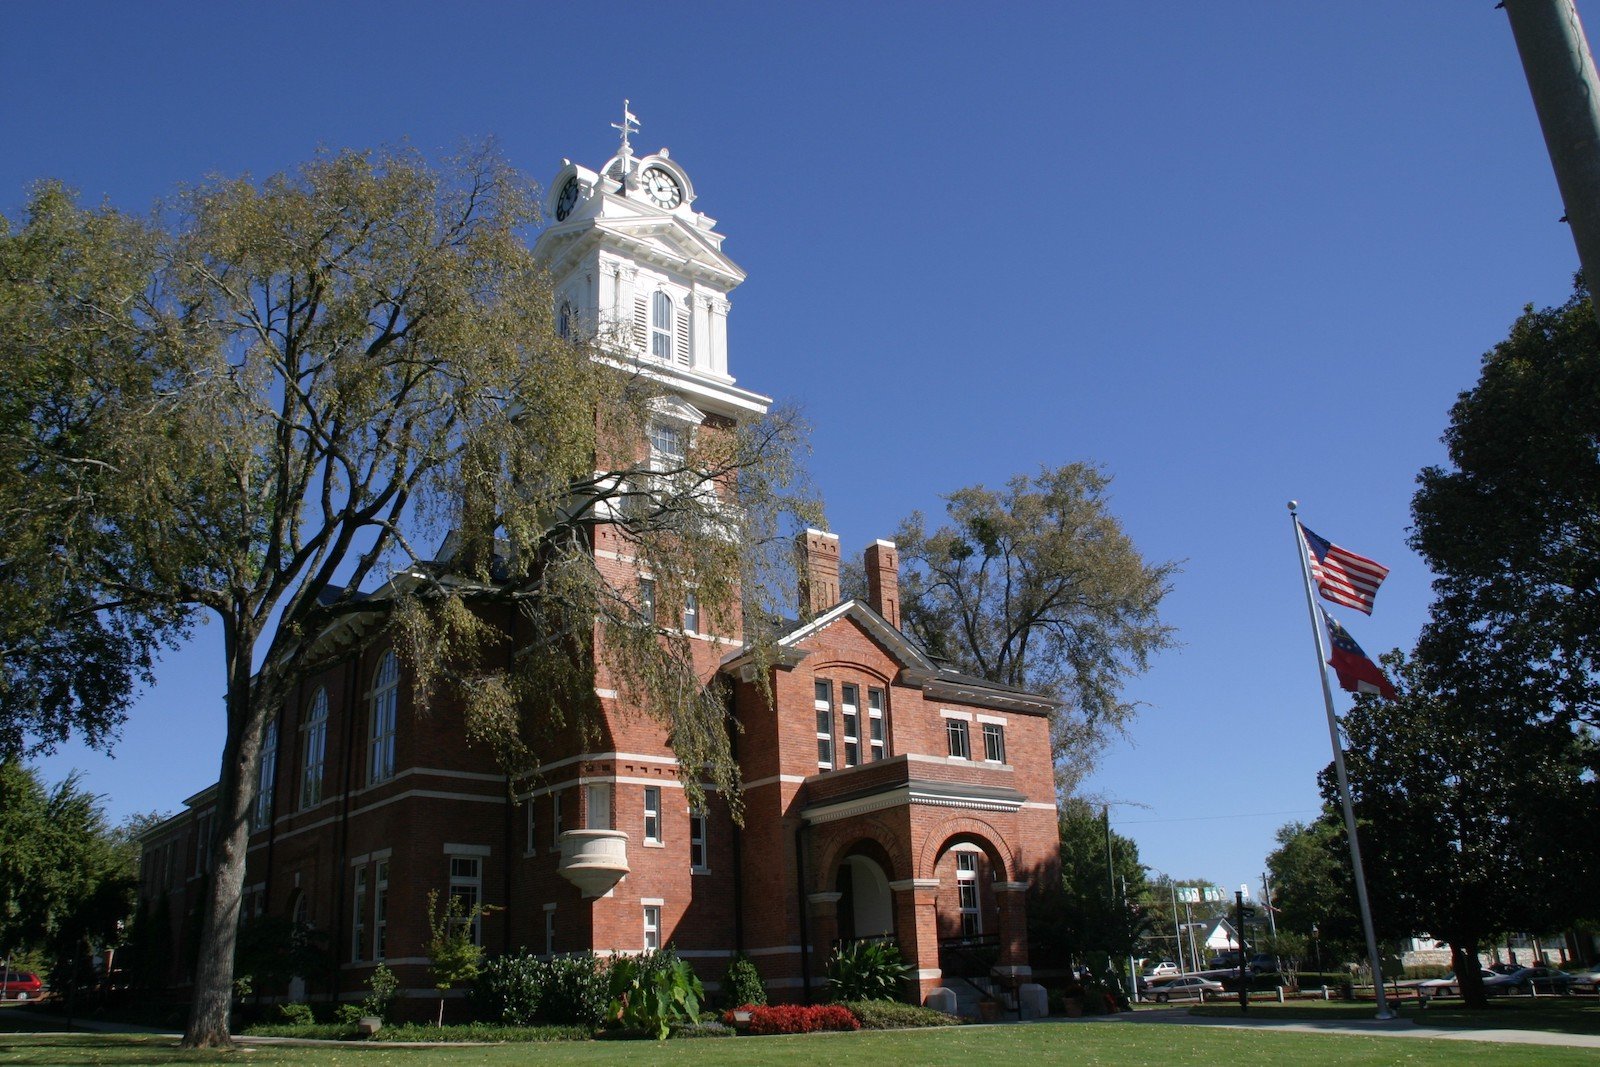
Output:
(675, 309), (692, 365)
(633, 296), (648, 350)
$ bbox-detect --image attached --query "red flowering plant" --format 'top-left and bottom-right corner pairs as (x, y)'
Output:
(721, 1004), (861, 1035)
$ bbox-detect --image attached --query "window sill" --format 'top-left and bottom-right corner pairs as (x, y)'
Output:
(643, 839), (666, 849)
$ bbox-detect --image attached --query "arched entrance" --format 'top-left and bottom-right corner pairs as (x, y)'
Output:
(836, 853), (894, 941)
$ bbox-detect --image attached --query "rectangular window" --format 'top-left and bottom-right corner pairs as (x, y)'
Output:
(868, 688), (886, 761)
(643, 786), (662, 845)
(814, 680), (834, 770)
(193, 811), (215, 876)
(650, 293), (674, 362)
(526, 798), (536, 854)
(352, 866), (367, 962)
(643, 904), (661, 951)
(841, 684), (860, 767)
(648, 419), (683, 465)
(552, 792), (565, 849)
(374, 860), (389, 961)
(640, 578), (656, 626)
(690, 812), (708, 872)
(683, 590), (698, 634)
(449, 856), (483, 946)
(544, 905), (557, 957)
(585, 783), (611, 830)
(957, 851), (981, 937)
(946, 718), (970, 760)
(982, 722), (1006, 763)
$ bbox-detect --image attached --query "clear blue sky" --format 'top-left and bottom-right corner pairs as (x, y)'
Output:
(4, 3), (1581, 903)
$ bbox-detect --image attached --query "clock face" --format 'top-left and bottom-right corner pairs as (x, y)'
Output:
(555, 177), (581, 221)
(642, 166), (683, 209)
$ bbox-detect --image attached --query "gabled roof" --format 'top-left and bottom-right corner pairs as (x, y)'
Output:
(722, 599), (1057, 716)
(534, 200), (746, 289)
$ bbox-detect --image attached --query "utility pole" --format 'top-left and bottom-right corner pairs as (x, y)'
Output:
(1235, 889), (1252, 1013)
(1504, 0), (1600, 300)
(1261, 872), (1280, 974)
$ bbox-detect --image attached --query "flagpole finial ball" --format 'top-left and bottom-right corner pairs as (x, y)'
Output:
(1288, 500), (1298, 512)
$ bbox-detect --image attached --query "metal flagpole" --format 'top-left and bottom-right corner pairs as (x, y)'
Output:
(1288, 501), (1393, 1020)
(1171, 881), (1186, 975)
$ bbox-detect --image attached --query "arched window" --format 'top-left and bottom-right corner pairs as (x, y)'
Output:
(368, 652), (399, 784)
(300, 687), (328, 809)
(650, 291), (673, 359)
(557, 301), (573, 340)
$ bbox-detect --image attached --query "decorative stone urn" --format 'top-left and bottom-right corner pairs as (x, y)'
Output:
(557, 829), (630, 896)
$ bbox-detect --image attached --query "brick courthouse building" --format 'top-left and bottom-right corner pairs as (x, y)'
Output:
(137, 132), (1060, 1013)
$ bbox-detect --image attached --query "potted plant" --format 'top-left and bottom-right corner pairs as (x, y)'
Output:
(1061, 981), (1085, 1017)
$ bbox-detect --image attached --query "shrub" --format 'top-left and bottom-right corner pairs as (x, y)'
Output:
(376, 1022), (591, 1043)
(728, 1003), (860, 1035)
(539, 953), (611, 1028)
(720, 953), (766, 1009)
(474, 951), (544, 1026)
(364, 962), (399, 1021)
(277, 1002), (315, 1025)
(839, 1000), (959, 1029)
(607, 948), (704, 1040)
(826, 940), (912, 1002)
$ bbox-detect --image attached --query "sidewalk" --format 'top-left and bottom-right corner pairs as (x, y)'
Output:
(1083, 1006), (1600, 1051)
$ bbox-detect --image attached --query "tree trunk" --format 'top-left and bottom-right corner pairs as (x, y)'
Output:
(182, 618), (266, 1048)
(1451, 939), (1489, 1009)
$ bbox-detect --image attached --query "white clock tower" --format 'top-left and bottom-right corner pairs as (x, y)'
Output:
(532, 105), (770, 422)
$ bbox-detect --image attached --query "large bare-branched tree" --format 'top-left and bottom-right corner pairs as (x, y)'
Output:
(0, 145), (814, 1046)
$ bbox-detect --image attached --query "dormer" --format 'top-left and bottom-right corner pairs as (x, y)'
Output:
(532, 105), (769, 422)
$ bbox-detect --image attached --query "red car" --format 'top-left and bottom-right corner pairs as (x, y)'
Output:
(0, 971), (44, 1000)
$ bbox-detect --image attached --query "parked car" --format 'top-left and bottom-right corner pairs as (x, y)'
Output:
(1487, 962), (1521, 976)
(1247, 953), (1278, 974)
(0, 971), (43, 1001)
(1145, 961), (1180, 977)
(1208, 953), (1242, 970)
(1568, 967), (1600, 994)
(1486, 966), (1573, 996)
(1150, 976), (1226, 1003)
(1420, 968), (1497, 997)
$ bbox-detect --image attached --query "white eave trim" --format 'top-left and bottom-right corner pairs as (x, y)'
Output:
(800, 781), (1027, 826)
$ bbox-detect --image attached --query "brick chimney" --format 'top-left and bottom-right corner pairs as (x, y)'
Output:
(797, 528), (841, 616)
(864, 539), (900, 630)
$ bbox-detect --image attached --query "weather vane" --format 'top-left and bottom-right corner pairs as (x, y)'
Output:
(611, 100), (640, 184)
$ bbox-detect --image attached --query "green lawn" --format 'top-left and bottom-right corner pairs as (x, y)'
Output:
(2, 1023), (1598, 1067)
(1188, 996), (1600, 1037)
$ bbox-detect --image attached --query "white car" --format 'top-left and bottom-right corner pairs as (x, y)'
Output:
(1150, 976), (1225, 1002)
(1419, 968), (1495, 997)
(1146, 961), (1180, 977)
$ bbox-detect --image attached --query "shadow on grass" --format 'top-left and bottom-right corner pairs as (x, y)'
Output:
(1188, 997), (1600, 1037)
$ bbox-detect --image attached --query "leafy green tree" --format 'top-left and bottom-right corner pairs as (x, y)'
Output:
(424, 889), (494, 1026)
(0, 762), (136, 997)
(1410, 282), (1600, 734)
(0, 184), (186, 758)
(1030, 798), (1150, 977)
(1265, 817), (1363, 967)
(893, 464), (1176, 792)
(1333, 651), (1597, 1008)
(1, 146), (814, 1046)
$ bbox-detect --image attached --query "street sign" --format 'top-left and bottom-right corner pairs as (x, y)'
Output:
(1177, 886), (1200, 903)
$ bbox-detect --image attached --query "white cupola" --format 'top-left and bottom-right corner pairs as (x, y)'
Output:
(532, 102), (770, 421)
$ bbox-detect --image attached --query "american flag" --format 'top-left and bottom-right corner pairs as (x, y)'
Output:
(1300, 524), (1388, 615)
